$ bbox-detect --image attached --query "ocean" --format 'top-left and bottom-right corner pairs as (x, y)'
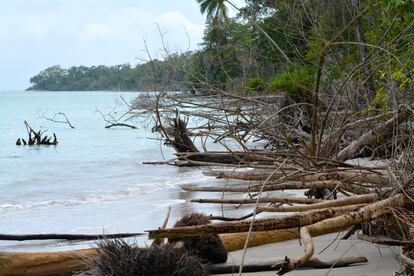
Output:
(0, 91), (250, 252)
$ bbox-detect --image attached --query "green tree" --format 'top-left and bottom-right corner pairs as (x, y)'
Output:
(196, 0), (229, 22)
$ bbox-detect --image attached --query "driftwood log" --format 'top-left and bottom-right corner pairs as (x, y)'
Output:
(208, 256), (367, 274)
(0, 233), (144, 241)
(0, 249), (368, 276)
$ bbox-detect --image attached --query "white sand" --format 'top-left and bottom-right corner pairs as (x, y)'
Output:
(219, 233), (402, 276)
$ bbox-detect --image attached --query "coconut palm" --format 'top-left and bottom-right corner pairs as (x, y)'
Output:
(196, 0), (229, 22)
(196, 0), (291, 63)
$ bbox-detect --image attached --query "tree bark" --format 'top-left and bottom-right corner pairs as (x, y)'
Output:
(191, 196), (323, 205)
(147, 205), (362, 239)
(210, 170), (389, 186)
(0, 233), (143, 241)
(257, 193), (377, 213)
(0, 249), (97, 276)
(208, 256), (367, 274)
(278, 227), (314, 275)
(183, 180), (372, 195)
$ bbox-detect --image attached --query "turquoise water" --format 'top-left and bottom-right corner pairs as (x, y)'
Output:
(0, 91), (249, 252)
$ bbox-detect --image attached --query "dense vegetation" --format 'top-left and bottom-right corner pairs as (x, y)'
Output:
(27, 53), (190, 91)
(29, 0), (414, 108)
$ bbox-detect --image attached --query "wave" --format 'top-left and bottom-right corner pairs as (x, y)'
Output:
(0, 175), (209, 215)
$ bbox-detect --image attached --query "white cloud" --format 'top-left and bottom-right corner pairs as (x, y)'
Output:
(0, 1), (206, 90)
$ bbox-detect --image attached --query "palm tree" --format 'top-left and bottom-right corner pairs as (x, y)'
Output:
(196, 0), (229, 22)
(196, 0), (292, 64)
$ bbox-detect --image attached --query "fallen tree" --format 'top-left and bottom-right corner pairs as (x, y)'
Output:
(0, 232), (144, 241)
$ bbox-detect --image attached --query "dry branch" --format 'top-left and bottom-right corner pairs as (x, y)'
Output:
(278, 227), (314, 275)
(358, 234), (414, 246)
(208, 256), (367, 274)
(257, 193), (378, 212)
(183, 180), (372, 195)
(192, 196), (323, 205)
(334, 107), (413, 161)
(105, 123), (137, 129)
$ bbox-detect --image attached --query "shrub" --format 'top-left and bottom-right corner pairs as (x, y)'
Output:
(270, 67), (315, 102)
(246, 77), (268, 93)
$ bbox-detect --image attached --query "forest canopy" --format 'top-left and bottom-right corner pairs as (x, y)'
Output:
(28, 0), (414, 100)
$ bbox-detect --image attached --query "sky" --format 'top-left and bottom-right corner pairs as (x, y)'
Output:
(0, 0), (242, 91)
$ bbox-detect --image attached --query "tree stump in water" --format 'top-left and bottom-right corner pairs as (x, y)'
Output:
(15, 121), (58, 146)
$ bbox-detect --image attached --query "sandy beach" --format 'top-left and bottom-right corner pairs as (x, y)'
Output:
(219, 233), (401, 276)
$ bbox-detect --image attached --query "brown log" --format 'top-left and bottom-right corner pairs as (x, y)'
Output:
(208, 256), (367, 274)
(192, 196), (323, 205)
(222, 186), (406, 251)
(176, 151), (293, 165)
(0, 249), (368, 276)
(0, 249), (97, 276)
(183, 180), (372, 195)
(209, 170), (389, 186)
(0, 233), (144, 241)
(147, 205), (362, 239)
(257, 193), (377, 213)
(151, 191), (410, 251)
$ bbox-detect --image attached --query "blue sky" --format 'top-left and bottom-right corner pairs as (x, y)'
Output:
(0, 0), (242, 90)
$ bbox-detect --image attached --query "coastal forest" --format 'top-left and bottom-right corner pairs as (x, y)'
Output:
(29, 0), (414, 99)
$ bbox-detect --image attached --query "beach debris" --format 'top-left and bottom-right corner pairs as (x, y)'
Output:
(141, 94), (414, 274)
(15, 120), (58, 146)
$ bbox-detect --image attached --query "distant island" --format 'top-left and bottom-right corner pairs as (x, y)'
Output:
(27, 53), (190, 92)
